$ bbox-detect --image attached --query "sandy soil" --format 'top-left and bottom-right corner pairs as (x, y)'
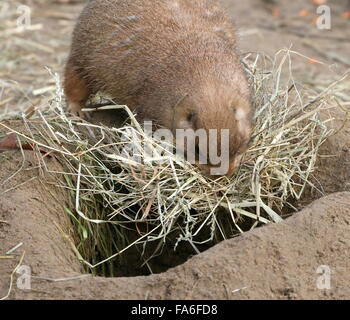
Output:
(1, 151), (349, 300)
(0, 0), (350, 300)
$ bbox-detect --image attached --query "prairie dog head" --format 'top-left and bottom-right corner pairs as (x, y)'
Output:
(172, 85), (253, 178)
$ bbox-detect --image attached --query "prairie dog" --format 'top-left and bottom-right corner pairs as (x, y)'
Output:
(64, 0), (253, 177)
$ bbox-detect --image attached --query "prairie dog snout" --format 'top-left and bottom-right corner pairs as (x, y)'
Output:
(64, 0), (253, 177)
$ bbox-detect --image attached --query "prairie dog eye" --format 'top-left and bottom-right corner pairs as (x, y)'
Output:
(187, 112), (195, 123)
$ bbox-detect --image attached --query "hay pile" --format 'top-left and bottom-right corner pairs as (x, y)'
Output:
(1, 50), (347, 276)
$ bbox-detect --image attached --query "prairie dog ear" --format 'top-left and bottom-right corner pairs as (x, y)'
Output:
(234, 107), (247, 121)
(233, 100), (252, 139)
(233, 96), (252, 122)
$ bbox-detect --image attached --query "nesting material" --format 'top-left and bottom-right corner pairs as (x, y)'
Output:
(1, 50), (347, 274)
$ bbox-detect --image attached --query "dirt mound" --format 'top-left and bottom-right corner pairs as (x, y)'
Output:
(1, 149), (349, 300)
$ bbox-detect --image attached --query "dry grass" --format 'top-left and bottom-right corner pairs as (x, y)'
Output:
(1, 48), (347, 276)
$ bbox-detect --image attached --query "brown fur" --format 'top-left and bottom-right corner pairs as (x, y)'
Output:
(64, 0), (253, 176)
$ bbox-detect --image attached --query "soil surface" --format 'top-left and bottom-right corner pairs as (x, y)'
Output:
(1, 0), (350, 300)
(1, 151), (350, 300)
